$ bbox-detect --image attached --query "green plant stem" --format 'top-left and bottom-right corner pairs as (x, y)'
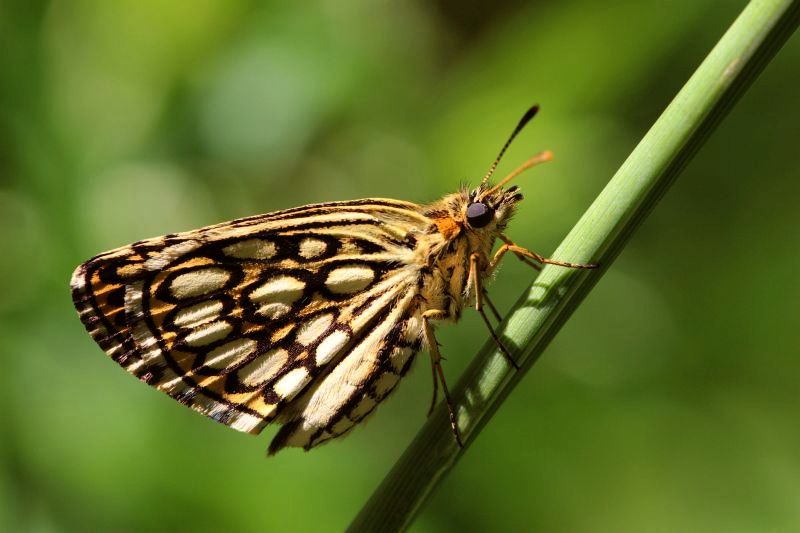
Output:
(348, 1), (800, 531)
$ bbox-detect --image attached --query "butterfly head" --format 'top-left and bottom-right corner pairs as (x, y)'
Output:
(462, 183), (523, 232)
(461, 145), (551, 234)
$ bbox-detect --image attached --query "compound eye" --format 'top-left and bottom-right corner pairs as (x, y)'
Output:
(466, 202), (494, 228)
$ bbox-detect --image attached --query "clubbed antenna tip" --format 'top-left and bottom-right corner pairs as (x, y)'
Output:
(480, 105), (540, 187)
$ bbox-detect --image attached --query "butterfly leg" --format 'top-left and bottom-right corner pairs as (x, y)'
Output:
(470, 253), (519, 370)
(481, 289), (502, 322)
(422, 309), (464, 448)
(426, 348), (439, 417)
(490, 234), (598, 273)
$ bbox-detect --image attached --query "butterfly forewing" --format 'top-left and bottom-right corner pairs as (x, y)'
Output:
(71, 199), (430, 451)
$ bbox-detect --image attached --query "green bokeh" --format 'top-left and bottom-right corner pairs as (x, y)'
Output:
(1, 1), (797, 532)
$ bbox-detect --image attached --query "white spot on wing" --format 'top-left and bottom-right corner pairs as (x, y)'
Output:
(185, 320), (233, 347)
(257, 302), (291, 319)
(250, 276), (305, 318)
(223, 238), (276, 259)
(273, 367), (311, 401)
(339, 241), (362, 255)
(296, 313), (334, 346)
(390, 347), (413, 373)
(298, 238), (327, 259)
(230, 412), (265, 433)
(404, 316), (423, 343)
(204, 338), (257, 370)
(170, 267), (231, 300)
(251, 276), (305, 303)
(325, 265), (375, 294)
(237, 348), (289, 386)
(145, 240), (201, 270)
(315, 330), (350, 365)
(173, 300), (224, 328)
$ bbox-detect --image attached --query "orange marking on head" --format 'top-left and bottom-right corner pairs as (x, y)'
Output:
(434, 216), (461, 240)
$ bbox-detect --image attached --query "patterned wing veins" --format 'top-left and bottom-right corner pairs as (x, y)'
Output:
(71, 200), (428, 446)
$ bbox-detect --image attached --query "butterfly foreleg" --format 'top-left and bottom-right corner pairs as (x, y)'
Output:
(489, 240), (541, 272)
(469, 253), (519, 370)
(490, 234), (598, 272)
(422, 309), (464, 448)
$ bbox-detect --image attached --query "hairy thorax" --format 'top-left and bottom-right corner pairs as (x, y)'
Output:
(414, 214), (497, 321)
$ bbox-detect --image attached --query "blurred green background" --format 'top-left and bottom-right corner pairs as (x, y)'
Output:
(1, 1), (798, 531)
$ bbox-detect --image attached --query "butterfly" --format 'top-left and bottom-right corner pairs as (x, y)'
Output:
(70, 105), (596, 454)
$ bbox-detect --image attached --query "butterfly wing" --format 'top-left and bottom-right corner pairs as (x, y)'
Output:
(71, 199), (430, 451)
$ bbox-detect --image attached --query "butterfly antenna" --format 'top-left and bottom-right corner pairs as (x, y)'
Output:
(479, 105), (540, 188)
